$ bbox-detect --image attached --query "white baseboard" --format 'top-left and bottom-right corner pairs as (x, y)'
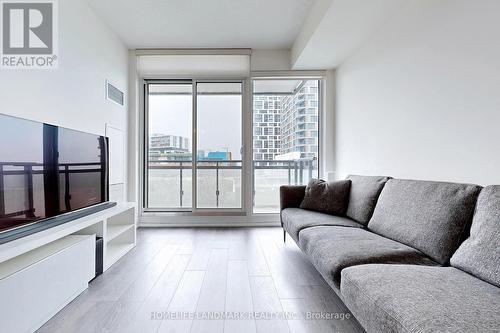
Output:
(139, 213), (281, 227)
(139, 222), (281, 228)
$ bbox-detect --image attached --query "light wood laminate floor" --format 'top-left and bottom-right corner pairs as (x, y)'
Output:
(37, 227), (365, 333)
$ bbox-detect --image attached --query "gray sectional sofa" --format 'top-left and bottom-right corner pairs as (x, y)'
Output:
(280, 175), (500, 333)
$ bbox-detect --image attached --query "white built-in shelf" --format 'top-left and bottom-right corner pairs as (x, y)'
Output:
(104, 204), (136, 269)
(0, 202), (136, 264)
(0, 202), (136, 333)
(107, 224), (134, 242)
(106, 242), (135, 269)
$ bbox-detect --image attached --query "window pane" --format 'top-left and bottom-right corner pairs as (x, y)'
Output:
(196, 83), (242, 209)
(253, 79), (320, 213)
(147, 83), (193, 209)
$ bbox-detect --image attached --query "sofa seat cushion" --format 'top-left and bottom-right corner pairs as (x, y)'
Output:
(282, 208), (363, 244)
(298, 226), (437, 289)
(341, 265), (500, 333)
(451, 185), (500, 287)
(346, 175), (391, 225)
(368, 179), (481, 265)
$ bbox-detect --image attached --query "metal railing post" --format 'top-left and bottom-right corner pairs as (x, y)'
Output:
(294, 161), (298, 185)
(215, 161), (220, 208)
(179, 161), (183, 207)
(308, 160), (313, 181)
(299, 161), (303, 184)
(287, 161), (291, 185)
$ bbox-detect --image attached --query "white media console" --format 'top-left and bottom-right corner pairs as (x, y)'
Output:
(0, 202), (136, 333)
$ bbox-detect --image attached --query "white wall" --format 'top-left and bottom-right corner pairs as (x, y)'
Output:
(322, 69), (336, 181)
(251, 49), (291, 71)
(335, 0), (500, 185)
(0, 0), (129, 200)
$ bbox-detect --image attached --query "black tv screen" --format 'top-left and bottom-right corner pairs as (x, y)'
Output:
(0, 114), (108, 233)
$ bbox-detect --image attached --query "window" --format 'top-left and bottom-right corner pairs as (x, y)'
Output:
(146, 83), (193, 209)
(252, 79), (320, 213)
(145, 81), (243, 211)
(144, 76), (322, 216)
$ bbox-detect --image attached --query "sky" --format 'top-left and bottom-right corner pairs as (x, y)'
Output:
(149, 94), (242, 159)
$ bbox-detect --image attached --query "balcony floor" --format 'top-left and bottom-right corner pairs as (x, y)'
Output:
(37, 227), (364, 333)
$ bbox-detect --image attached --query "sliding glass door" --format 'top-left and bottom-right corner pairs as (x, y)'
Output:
(146, 83), (193, 210)
(196, 83), (243, 209)
(145, 80), (243, 211)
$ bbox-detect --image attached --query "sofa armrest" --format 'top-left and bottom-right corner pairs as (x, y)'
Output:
(280, 185), (306, 228)
(280, 185), (306, 212)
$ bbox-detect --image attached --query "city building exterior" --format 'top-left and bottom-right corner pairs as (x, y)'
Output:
(203, 151), (232, 161)
(253, 95), (281, 161)
(150, 79), (319, 163)
(253, 80), (319, 161)
(198, 151), (234, 166)
(279, 80), (319, 159)
(149, 134), (190, 160)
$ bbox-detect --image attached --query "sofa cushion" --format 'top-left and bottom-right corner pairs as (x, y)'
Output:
(368, 179), (481, 264)
(298, 226), (437, 289)
(450, 185), (500, 287)
(341, 265), (500, 333)
(346, 175), (391, 225)
(300, 179), (351, 216)
(281, 208), (363, 244)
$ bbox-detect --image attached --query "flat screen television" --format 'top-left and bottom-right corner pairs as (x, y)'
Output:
(0, 113), (114, 242)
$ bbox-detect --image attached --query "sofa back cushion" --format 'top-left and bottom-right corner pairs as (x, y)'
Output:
(368, 179), (481, 264)
(450, 186), (500, 287)
(300, 179), (351, 216)
(346, 175), (391, 225)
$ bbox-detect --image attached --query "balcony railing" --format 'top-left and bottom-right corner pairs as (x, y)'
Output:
(147, 158), (317, 211)
(0, 162), (105, 231)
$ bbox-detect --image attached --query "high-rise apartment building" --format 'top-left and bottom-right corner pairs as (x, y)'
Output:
(253, 80), (319, 161)
(253, 96), (281, 161)
(280, 80), (319, 159)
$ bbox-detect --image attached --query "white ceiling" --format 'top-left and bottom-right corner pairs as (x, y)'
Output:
(85, 0), (315, 49)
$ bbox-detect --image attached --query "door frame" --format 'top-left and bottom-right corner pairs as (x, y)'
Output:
(138, 73), (326, 223)
(142, 78), (247, 215)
